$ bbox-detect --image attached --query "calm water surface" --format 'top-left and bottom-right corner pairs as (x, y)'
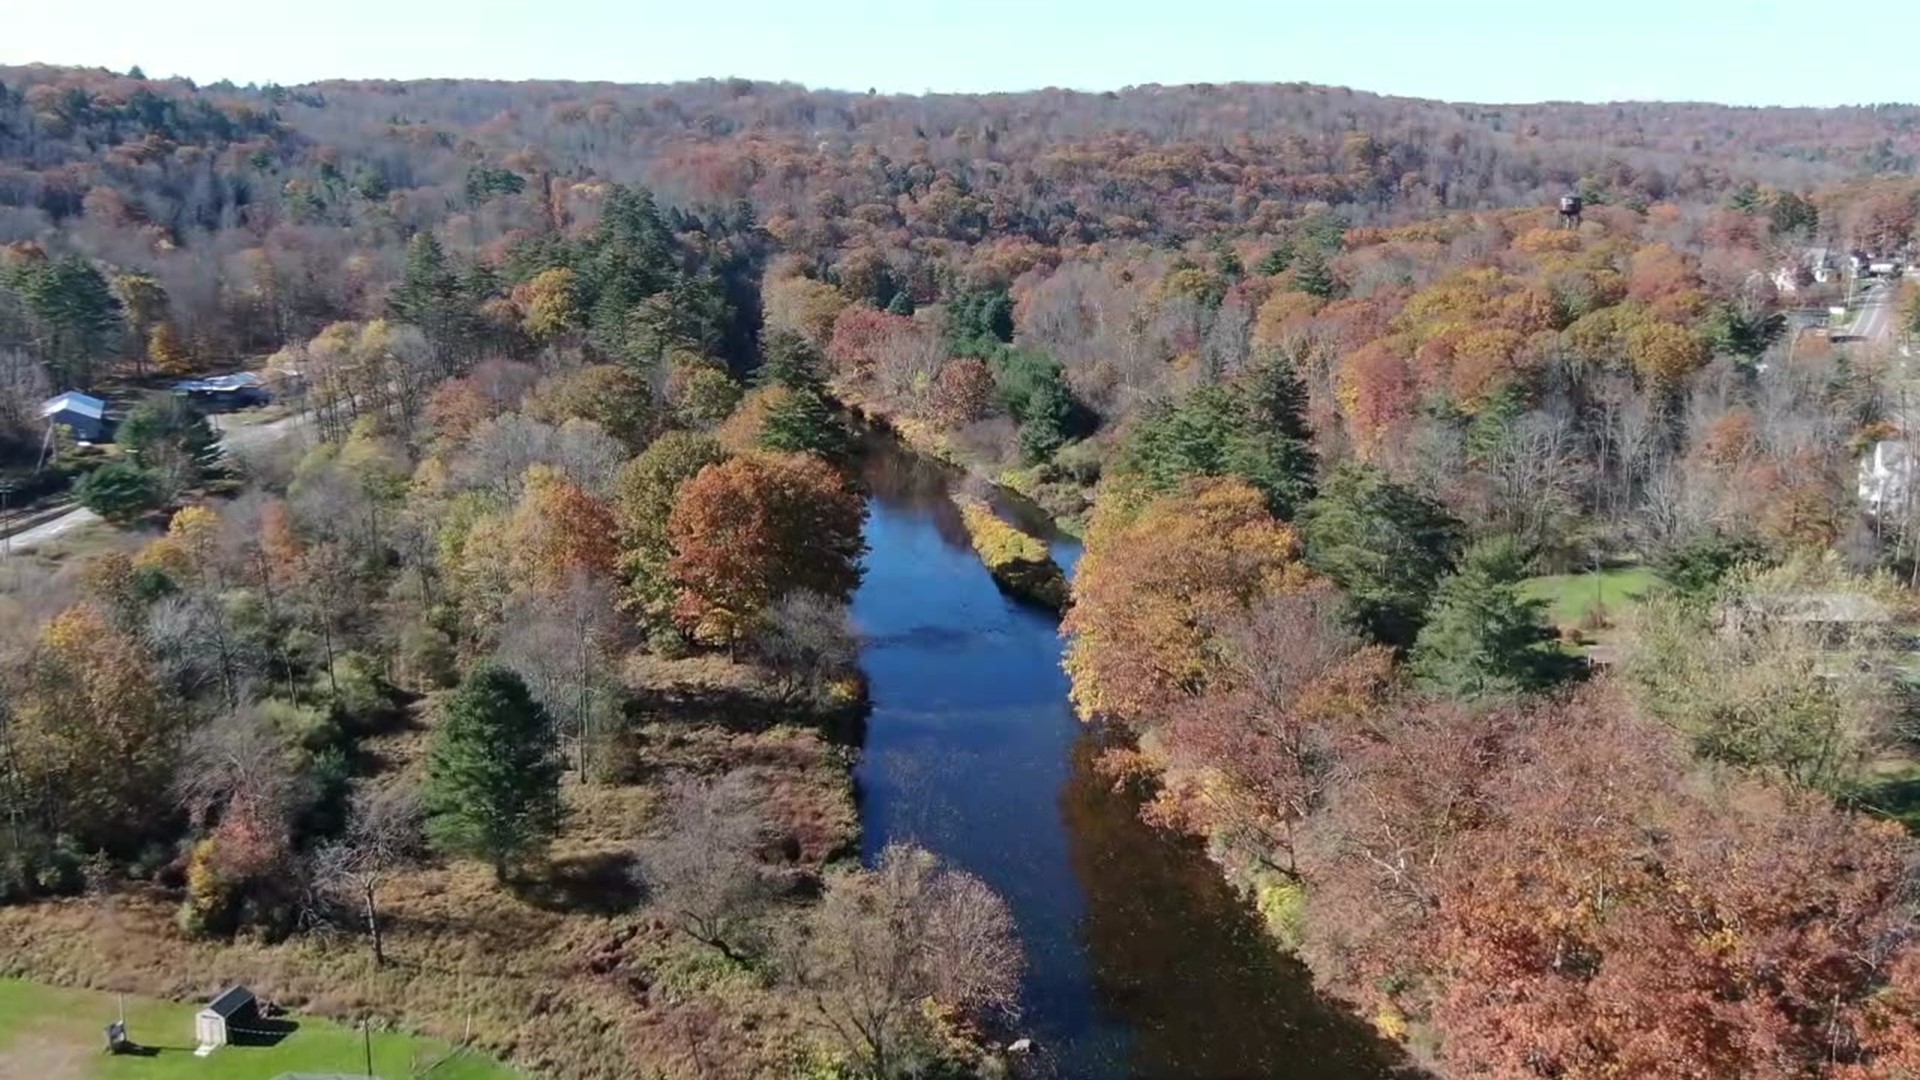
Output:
(851, 442), (1404, 1080)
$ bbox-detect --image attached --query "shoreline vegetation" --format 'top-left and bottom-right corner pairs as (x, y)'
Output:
(952, 494), (1070, 612)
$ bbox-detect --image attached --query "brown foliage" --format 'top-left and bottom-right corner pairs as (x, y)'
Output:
(667, 453), (866, 645)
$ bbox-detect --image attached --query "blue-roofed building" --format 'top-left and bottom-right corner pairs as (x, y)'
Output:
(39, 390), (109, 442)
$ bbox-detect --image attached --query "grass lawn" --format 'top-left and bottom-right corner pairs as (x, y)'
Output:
(0, 980), (520, 1080)
(1521, 565), (1660, 631)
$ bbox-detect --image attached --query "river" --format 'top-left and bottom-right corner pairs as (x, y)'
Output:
(851, 442), (1405, 1079)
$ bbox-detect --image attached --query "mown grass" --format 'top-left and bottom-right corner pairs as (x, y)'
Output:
(1521, 565), (1660, 631)
(0, 978), (518, 1079)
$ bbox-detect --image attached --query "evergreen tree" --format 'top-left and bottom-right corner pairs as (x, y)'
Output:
(757, 329), (830, 393)
(945, 287), (1015, 356)
(1302, 463), (1463, 649)
(759, 387), (854, 463)
(1258, 239), (1295, 276)
(425, 664), (565, 883)
(1017, 375), (1073, 464)
(885, 290), (915, 316)
(117, 394), (221, 481)
(1408, 538), (1574, 701)
(391, 231), (473, 359)
(12, 255), (122, 388)
(1119, 361), (1317, 517)
(1291, 247), (1338, 300)
(392, 232), (457, 326)
(74, 461), (162, 523)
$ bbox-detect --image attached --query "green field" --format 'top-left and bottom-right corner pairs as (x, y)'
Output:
(1521, 566), (1660, 630)
(0, 980), (520, 1080)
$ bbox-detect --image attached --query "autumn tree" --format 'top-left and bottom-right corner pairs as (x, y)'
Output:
(1064, 477), (1312, 723)
(425, 663), (565, 882)
(1152, 585), (1391, 879)
(613, 432), (730, 624)
(667, 453), (867, 646)
(751, 590), (859, 706)
(147, 322), (192, 375)
(497, 576), (624, 780)
(1623, 561), (1904, 792)
(523, 364), (657, 449)
(10, 603), (180, 848)
(519, 266), (582, 341)
(929, 356), (996, 429)
(506, 465), (622, 592)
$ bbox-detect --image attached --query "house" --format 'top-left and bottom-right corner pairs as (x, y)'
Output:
(38, 390), (109, 442)
(194, 985), (257, 1049)
(1771, 247), (1837, 293)
(173, 371), (270, 411)
(1860, 439), (1912, 513)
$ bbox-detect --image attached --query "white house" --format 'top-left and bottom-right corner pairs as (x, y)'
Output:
(1772, 247), (1837, 294)
(1860, 439), (1913, 514)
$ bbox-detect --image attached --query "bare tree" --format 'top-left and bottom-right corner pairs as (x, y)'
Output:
(497, 574), (623, 779)
(313, 782), (425, 967)
(147, 592), (261, 711)
(173, 705), (306, 838)
(751, 590), (858, 706)
(633, 772), (777, 961)
(783, 843), (1022, 1079)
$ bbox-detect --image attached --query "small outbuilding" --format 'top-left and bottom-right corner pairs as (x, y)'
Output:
(195, 985), (258, 1048)
(38, 390), (109, 442)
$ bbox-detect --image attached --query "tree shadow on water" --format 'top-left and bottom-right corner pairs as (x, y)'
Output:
(1059, 733), (1435, 1080)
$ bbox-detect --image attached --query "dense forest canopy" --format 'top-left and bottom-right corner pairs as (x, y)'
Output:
(7, 59), (1920, 1080)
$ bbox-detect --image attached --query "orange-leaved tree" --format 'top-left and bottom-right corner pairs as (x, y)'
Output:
(1062, 476), (1313, 724)
(507, 465), (622, 593)
(667, 453), (866, 646)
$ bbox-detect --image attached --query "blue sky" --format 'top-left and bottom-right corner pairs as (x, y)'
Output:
(2, 0), (1912, 106)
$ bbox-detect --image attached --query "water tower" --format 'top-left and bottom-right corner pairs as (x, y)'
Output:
(1558, 192), (1583, 229)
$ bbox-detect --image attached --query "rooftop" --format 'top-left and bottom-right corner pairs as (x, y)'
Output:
(37, 390), (105, 419)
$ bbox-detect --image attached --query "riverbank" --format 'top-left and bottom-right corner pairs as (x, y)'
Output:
(837, 388), (1095, 536)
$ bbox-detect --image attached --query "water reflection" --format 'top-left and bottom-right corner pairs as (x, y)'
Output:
(852, 438), (1404, 1079)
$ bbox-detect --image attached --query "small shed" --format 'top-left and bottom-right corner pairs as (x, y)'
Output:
(195, 985), (258, 1048)
(38, 390), (109, 442)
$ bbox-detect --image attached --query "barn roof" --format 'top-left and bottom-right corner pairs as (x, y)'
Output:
(38, 391), (105, 420)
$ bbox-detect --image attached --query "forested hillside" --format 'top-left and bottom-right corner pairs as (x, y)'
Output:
(5, 61), (1920, 1080)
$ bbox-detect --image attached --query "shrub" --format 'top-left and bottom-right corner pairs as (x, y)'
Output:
(75, 459), (163, 522)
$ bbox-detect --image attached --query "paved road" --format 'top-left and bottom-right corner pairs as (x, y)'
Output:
(1843, 282), (1898, 348)
(2, 411), (310, 555)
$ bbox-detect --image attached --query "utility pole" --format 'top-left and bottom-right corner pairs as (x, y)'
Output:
(0, 478), (14, 574)
(362, 1019), (374, 1078)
